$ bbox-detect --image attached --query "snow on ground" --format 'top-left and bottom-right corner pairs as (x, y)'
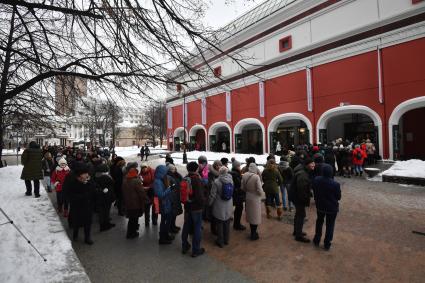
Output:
(0, 166), (89, 283)
(113, 146), (169, 158)
(1, 149), (22, 155)
(382, 159), (425, 178)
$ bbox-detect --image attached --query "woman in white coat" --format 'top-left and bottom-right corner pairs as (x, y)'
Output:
(241, 163), (264, 240)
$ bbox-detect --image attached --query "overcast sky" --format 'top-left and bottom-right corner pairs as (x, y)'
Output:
(203, 0), (263, 29)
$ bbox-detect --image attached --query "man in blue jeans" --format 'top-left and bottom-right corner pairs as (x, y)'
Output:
(312, 164), (341, 250)
(181, 162), (206, 257)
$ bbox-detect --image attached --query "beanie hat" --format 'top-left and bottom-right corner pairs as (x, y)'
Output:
(74, 163), (90, 176)
(219, 166), (228, 175)
(125, 162), (138, 172)
(140, 162), (148, 168)
(198, 155), (207, 163)
(96, 163), (109, 173)
(167, 163), (176, 172)
(58, 158), (67, 165)
(303, 157), (314, 166)
(313, 153), (324, 164)
(232, 160), (241, 169)
(187, 161), (199, 173)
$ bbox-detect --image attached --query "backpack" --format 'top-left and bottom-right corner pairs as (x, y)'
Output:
(221, 182), (234, 201)
(180, 177), (193, 204)
(356, 151), (362, 160)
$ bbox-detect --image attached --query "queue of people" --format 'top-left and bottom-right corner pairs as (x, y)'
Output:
(20, 142), (342, 254)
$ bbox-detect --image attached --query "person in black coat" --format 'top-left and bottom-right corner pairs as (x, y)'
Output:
(312, 164), (341, 250)
(165, 153), (174, 165)
(94, 164), (116, 232)
(63, 164), (97, 245)
(143, 145), (150, 161)
(140, 146), (145, 161)
(166, 164), (183, 233)
(110, 156), (126, 216)
(230, 161), (246, 230)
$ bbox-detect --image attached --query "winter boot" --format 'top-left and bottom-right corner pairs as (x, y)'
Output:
(63, 209), (69, 218)
(266, 206), (272, 219)
(277, 206), (284, 220)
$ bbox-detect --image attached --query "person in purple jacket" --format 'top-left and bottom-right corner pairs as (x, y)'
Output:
(312, 164), (342, 251)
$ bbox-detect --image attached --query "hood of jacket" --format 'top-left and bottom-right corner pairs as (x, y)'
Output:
(218, 173), (233, 185)
(155, 165), (168, 180)
(322, 164), (333, 178)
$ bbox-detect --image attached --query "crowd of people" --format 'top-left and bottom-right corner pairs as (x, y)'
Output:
(18, 139), (375, 256)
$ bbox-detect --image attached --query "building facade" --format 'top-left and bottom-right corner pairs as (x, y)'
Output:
(166, 0), (425, 160)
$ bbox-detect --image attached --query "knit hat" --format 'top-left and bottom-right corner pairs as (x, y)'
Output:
(140, 162), (148, 168)
(125, 162), (138, 172)
(187, 161), (199, 173)
(96, 163), (109, 173)
(74, 163), (90, 176)
(303, 157), (314, 166)
(198, 155), (207, 164)
(232, 160), (241, 169)
(219, 166), (228, 175)
(58, 158), (67, 165)
(313, 153), (324, 164)
(167, 163), (176, 172)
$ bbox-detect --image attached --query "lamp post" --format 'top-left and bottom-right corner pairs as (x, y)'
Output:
(183, 94), (188, 164)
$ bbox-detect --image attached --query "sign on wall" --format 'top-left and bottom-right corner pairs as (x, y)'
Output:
(201, 98), (207, 125)
(226, 91), (232, 122)
(306, 67), (313, 112)
(259, 81), (265, 117)
(167, 108), (172, 129)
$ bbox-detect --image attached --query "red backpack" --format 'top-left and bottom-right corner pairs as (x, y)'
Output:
(180, 176), (193, 204)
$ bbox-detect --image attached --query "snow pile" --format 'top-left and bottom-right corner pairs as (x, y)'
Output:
(1, 149), (22, 155)
(382, 159), (425, 179)
(0, 166), (89, 283)
(170, 151), (270, 165)
(114, 146), (169, 157)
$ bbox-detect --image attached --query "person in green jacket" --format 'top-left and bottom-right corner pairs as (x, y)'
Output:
(261, 159), (284, 220)
(20, 141), (43, 197)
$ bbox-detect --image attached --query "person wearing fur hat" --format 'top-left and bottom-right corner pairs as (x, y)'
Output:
(94, 164), (116, 232)
(209, 166), (234, 248)
(51, 158), (71, 217)
(166, 164), (183, 233)
(42, 152), (55, 193)
(63, 163), (96, 245)
(110, 157), (126, 216)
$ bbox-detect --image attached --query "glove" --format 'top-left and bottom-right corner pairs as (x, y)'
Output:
(103, 188), (109, 194)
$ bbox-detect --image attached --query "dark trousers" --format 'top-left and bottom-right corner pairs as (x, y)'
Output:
(182, 211), (203, 254)
(216, 219), (230, 245)
(56, 191), (69, 210)
(233, 202), (244, 228)
(313, 211), (337, 248)
(127, 216), (139, 237)
(265, 192), (281, 207)
(159, 212), (172, 240)
(99, 203), (112, 227)
(73, 224), (91, 241)
(294, 205), (306, 238)
(25, 180), (40, 196)
(145, 203), (158, 224)
(250, 224), (258, 237)
(115, 195), (124, 215)
(140, 154), (144, 161)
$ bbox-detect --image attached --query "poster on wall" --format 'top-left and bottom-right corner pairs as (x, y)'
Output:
(226, 91), (232, 122)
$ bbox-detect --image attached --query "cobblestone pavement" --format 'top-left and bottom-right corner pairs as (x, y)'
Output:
(55, 155), (425, 282)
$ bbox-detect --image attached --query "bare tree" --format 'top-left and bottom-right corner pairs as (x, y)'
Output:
(0, 0), (248, 160)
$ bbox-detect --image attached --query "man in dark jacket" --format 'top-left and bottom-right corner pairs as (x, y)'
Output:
(21, 141), (43, 197)
(181, 162), (206, 257)
(312, 164), (341, 250)
(292, 158), (315, 243)
(94, 164), (116, 232)
(110, 157), (126, 216)
(230, 161), (245, 230)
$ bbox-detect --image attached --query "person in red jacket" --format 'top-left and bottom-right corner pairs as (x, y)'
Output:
(140, 163), (158, 226)
(51, 158), (71, 217)
(352, 145), (367, 176)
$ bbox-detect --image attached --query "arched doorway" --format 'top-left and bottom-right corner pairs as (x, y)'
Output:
(173, 127), (188, 152)
(234, 118), (265, 154)
(208, 122), (231, 152)
(268, 113), (313, 153)
(316, 105), (383, 158)
(189, 125), (207, 151)
(389, 96), (425, 160)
